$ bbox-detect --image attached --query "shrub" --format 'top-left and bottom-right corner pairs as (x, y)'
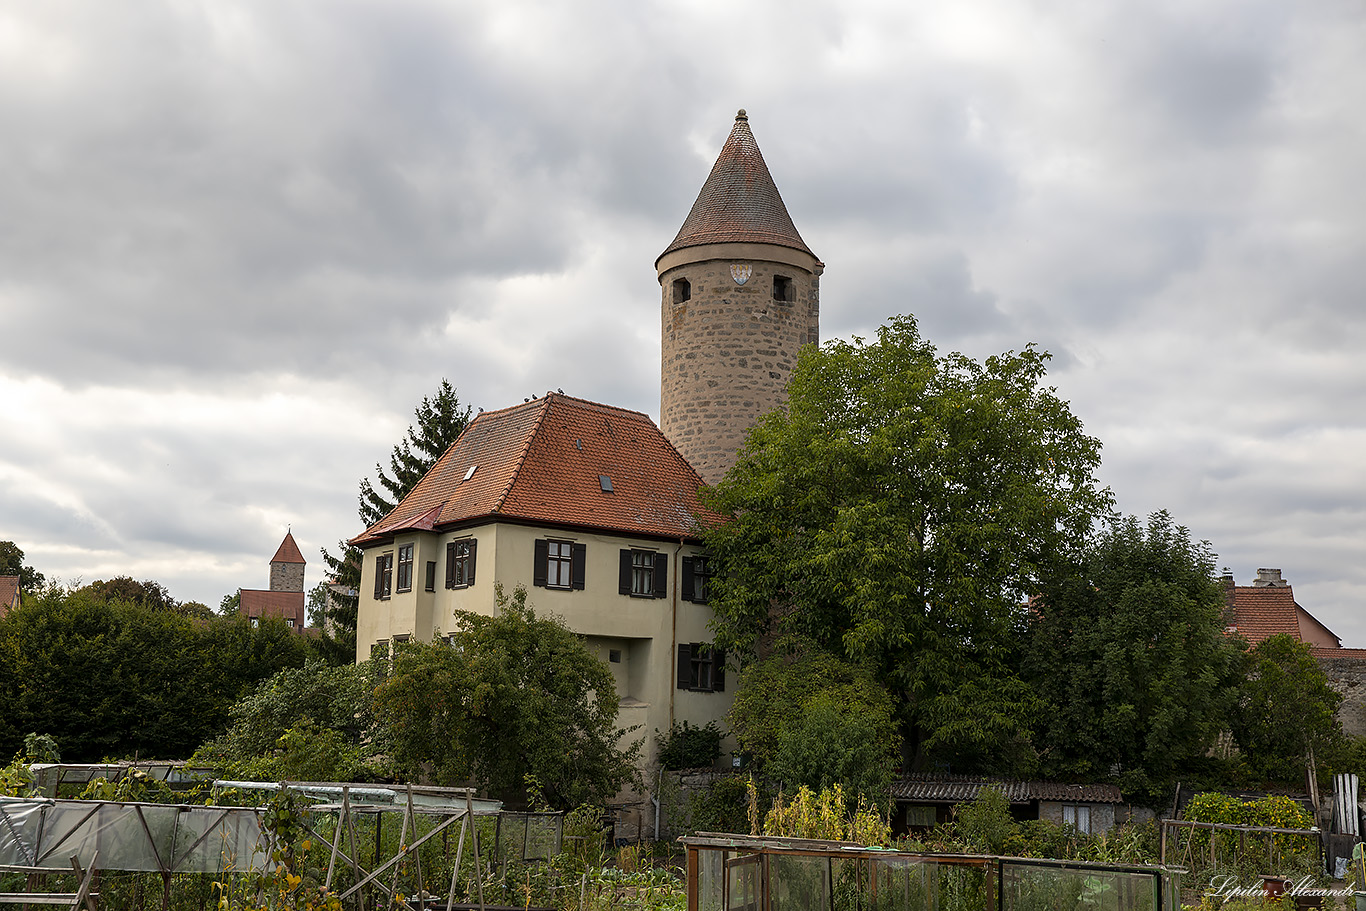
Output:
(657, 721), (722, 771)
(955, 787), (1017, 855)
(678, 774), (755, 835)
(763, 783), (891, 846)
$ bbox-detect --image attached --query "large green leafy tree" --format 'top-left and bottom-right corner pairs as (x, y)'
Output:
(729, 649), (899, 802)
(703, 315), (1111, 771)
(0, 541), (44, 590)
(0, 587), (309, 761)
(375, 584), (637, 807)
(319, 379), (471, 661)
(1231, 634), (1345, 785)
(77, 576), (177, 612)
(193, 659), (382, 782)
(1025, 512), (1244, 801)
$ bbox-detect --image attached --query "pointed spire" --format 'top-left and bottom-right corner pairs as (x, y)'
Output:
(657, 109), (815, 265)
(271, 531), (306, 565)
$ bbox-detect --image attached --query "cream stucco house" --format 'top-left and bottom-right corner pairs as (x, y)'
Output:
(350, 394), (732, 763)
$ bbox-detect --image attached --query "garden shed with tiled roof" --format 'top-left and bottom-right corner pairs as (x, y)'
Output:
(892, 774), (1126, 834)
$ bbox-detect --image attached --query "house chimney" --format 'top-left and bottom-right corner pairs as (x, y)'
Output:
(1253, 568), (1288, 587)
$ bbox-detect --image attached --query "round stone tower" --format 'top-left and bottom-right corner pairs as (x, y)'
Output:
(656, 110), (823, 485)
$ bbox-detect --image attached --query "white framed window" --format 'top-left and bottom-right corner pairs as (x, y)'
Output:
(1062, 804), (1091, 834)
(374, 553), (393, 600)
(677, 642), (725, 692)
(683, 555), (713, 603)
(619, 549), (666, 598)
(446, 539), (476, 588)
(396, 544), (414, 593)
(534, 539), (585, 590)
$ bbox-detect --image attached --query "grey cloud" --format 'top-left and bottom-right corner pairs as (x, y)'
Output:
(4, 0), (1366, 636)
(1110, 4), (1286, 145)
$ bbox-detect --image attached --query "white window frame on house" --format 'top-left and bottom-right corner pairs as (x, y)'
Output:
(1062, 804), (1091, 834)
(395, 544), (414, 593)
(676, 642), (726, 693)
(633, 551), (652, 594)
(547, 540), (573, 588)
(446, 539), (476, 589)
(620, 549), (668, 598)
(534, 539), (585, 591)
(683, 554), (713, 603)
(904, 805), (937, 828)
(374, 553), (393, 601)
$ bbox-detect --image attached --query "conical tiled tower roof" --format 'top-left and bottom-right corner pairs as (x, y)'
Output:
(657, 110), (815, 264)
(271, 531), (306, 564)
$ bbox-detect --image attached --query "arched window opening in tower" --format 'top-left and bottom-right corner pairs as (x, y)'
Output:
(673, 277), (691, 304)
(773, 275), (794, 302)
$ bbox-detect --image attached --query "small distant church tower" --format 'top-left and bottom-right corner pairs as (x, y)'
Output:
(240, 531), (308, 631)
(656, 109), (822, 484)
(269, 531), (306, 593)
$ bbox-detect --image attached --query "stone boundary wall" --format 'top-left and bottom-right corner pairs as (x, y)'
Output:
(1318, 655), (1366, 738)
(658, 768), (747, 838)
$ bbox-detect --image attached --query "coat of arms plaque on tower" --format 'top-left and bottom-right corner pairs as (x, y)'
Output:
(730, 264), (752, 285)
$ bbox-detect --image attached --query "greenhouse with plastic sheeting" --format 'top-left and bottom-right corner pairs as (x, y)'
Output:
(681, 834), (1181, 911)
(0, 797), (273, 875)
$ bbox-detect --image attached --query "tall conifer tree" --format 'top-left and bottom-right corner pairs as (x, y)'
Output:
(318, 380), (471, 660)
(358, 379), (472, 526)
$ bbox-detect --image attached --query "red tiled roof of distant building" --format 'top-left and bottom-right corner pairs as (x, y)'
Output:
(240, 589), (305, 622)
(350, 393), (721, 547)
(271, 532), (306, 564)
(1313, 646), (1366, 661)
(657, 110), (816, 264)
(0, 576), (19, 615)
(1225, 585), (1302, 644)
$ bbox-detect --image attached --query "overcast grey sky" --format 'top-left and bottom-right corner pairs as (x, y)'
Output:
(2, 0), (1363, 640)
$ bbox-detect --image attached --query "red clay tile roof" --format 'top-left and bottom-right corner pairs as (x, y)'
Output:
(657, 110), (815, 264)
(892, 775), (1122, 804)
(1313, 646), (1366, 661)
(1225, 585), (1306, 644)
(0, 576), (19, 615)
(271, 532), (306, 564)
(351, 394), (719, 547)
(240, 589), (305, 622)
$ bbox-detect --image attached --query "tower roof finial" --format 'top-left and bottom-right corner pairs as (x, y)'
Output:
(657, 109), (815, 265)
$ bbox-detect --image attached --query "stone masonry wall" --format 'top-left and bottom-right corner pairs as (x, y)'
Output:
(1318, 655), (1366, 738)
(660, 257), (819, 484)
(270, 560), (305, 593)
